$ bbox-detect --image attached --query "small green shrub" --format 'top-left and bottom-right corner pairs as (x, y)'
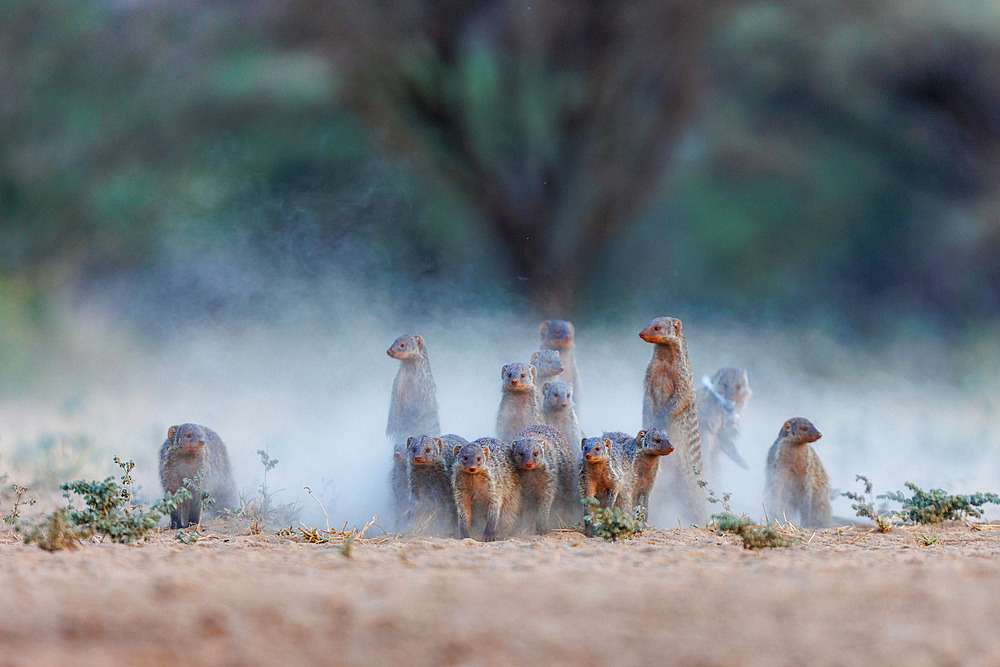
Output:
(3, 481), (36, 533)
(18, 456), (193, 549)
(229, 448), (300, 528)
(841, 475), (893, 532)
(881, 482), (1000, 524)
(582, 497), (647, 541)
(714, 512), (790, 549)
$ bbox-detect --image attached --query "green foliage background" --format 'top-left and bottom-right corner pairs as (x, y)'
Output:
(1, 0), (998, 345)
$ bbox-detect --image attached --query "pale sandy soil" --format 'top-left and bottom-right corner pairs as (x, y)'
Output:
(3, 521), (1000, 666)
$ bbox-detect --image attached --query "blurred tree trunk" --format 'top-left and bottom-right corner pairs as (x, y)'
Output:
(264, 0), (733, 314)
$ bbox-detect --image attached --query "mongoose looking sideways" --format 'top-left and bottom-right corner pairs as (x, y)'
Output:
(495, 362), (544, 443)
(541, 381), (583, 452)
(530, 349), (564, 385)
(509, 424), (576, 533)
(639, 316), (707, 524)
(763, 417), (832, 528)
(159, 423), (237, 529)
(579, 435), (636, 537)
(540, 320), (581, 407)
(697, 366), (752, 476)
(386, 334), (440, 443)
(451, 437), (522, 541)
(406, 433), (467, 535)
(625, 428), (675, 510)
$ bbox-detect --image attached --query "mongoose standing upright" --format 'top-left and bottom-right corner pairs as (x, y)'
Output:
(579, 435), (636, 537)
(541, 381), (583, 452)
(159, 423), (238, 529)
(451, 437), (521, 541)
(698, 366), (752, 477)
(530, 349), (564, 385)
(639, 316), (707, 524)
(406, 433), (467, 535)
(625, 428), (675, 510)
(386, 334), (440, 443)
(540, 320), (581, 408)
(495, 362), (544, 442)
(509, 424), (576, 533)
(764, 418), (832, 528)
(390, 442), (411, 528)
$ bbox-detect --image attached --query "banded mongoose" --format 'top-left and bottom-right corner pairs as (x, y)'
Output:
(390, 442), (411, 528)
(639, 316), (708, 524)
(625, 428), (675, 510)
(159, 423), (237, 529)
(541, 381), (583, 452)
(406, 433), (467, 535)
(540, 320), (581, 407)
(495, 362), (544, 443)
(386, 334), (440, 443)
(697, 366), (752, 476)
(530, 349), (564, 385)
(764, 417), (832, 528)
(509, 424), (576, 533)
(579, 435), (636, 537)
(451, 437), (522, 541)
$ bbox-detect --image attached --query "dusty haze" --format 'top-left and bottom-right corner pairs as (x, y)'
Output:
(2, 278), (998, 530)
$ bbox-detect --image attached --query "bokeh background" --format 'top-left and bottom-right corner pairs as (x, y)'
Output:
(1, 1), (998, 526)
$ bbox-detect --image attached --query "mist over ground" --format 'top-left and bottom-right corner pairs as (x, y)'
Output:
(3, 272), (998, 529)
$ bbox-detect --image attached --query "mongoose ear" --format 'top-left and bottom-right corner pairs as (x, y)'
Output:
(415, 335), (425, 349)
(434, 438), (443, 452)
(531, 351), (539, 364)
(567, 321), (575, 336)
(167, 425), (178, 441)
(673, 320), (682, 334)
(542, 381), (551, 394)
(581, 439), (587, 452)
(406, 437), (413, 450)
(637, 429), (647, 443)
(540, 321), (549, 336)
(453, 445), (463, 457)
(603, 439), (611, 448)
(482, 447), (490, 458)
(529, 365), (536, 380)
(501, 364), (509, 378)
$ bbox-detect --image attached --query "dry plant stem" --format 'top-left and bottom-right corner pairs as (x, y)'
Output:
(850, 528), (876, 545)
(304, 486), (331, 533)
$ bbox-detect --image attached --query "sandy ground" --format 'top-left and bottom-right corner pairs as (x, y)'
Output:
(3, 520), (1000, 666)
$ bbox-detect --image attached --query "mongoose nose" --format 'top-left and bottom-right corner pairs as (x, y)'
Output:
(414, 457), (423, 464)
(198, 440), (205, 446)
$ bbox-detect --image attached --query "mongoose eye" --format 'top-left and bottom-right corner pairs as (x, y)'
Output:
(653, 326), (660, 331)
(520, 373), (525, 379)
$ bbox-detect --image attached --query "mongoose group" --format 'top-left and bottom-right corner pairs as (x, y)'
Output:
(386, 315), (837, 540)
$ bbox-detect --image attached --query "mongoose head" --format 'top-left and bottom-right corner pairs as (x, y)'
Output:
(540, 320), (575, 351)
(635, 429), (675, 457)
(779, 418), (822, 444)
(511, 437), (546, 471)
(530, 349), (564, 378)
(407, 435), (443, 466)
(639, 316), (684, 346)
(581, 437), (611, 463)
(393, 442), (406, 464)
(542, 381), (573, 411)
(502, 362), (537, 392)
(387, 334), (425, 360)
(454, 441), (493, 475)
(712, 367), (751, 404)
(167, 423), (207, 460)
